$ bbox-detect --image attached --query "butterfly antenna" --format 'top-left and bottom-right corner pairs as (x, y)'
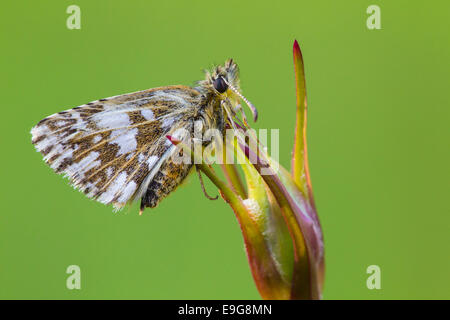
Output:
(196, 165), (218, 201)
(222, 78), (258, 122)
(235, 103), (250, 128)
(221, 100), (251, 150)
(221, 100), (239, 131)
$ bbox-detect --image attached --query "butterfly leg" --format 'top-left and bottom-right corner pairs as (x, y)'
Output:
(195, 165), (218, 201)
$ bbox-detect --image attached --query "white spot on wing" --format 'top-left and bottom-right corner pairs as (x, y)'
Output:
(109, 128), (138, 156)
(70, 112), (82, 124)
(141, 109), (154, 121)
(92, 112), (130, 129)
(44, 144), (64, 161)
(83, 180), (100, 198)
(32, 125), (56, 152)
(56, 121), (67, 127)
(65, 151), (100, 179)
(105, 167), (114, 178)
(50, 148), (74, 170)
(93, 135), (102, 143)
(117, 181), (137, 203)
(35, 136), (53, 152)
(98, 171), (128, 204)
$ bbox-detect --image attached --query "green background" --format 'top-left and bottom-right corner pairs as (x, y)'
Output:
(1, 1), (449, 299)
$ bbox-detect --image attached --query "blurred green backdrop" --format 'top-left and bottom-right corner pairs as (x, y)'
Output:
(1, 0), (449, 299)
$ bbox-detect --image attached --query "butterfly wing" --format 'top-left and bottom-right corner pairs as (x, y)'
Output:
(31, 85), (200, 211)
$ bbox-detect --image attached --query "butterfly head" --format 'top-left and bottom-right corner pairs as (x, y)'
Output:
(202, 59), (240, 95)
(200, 59), (258, 122)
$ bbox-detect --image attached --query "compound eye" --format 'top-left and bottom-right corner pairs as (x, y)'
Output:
(213, 77), (228, 93)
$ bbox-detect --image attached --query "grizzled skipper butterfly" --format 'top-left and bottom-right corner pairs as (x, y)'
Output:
(31, 59), (257, 213)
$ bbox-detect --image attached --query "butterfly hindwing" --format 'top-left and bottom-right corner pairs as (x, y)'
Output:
(31, 85), (200, 210)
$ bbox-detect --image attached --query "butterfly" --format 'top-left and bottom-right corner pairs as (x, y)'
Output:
(31, 59), (257, 213)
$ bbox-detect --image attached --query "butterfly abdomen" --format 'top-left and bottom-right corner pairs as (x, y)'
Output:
(141, 157), (193, 209)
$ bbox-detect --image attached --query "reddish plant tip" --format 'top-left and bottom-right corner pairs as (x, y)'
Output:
(293, 40), (303, 59)
(166, 135), (180, 145)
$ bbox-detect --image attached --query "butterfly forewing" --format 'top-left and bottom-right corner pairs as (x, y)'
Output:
(31, 86), (199, 210)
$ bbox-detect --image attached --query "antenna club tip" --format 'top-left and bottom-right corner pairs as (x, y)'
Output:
(253, 111), (258, 122)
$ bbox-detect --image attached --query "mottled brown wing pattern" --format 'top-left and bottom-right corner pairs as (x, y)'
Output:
(31, 86), (200, 210)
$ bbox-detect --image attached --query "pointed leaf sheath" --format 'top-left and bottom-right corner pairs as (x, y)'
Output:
(236, 143), (294, 295)
(291, 40), (315, 207)
(240, 142), (323, 299)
